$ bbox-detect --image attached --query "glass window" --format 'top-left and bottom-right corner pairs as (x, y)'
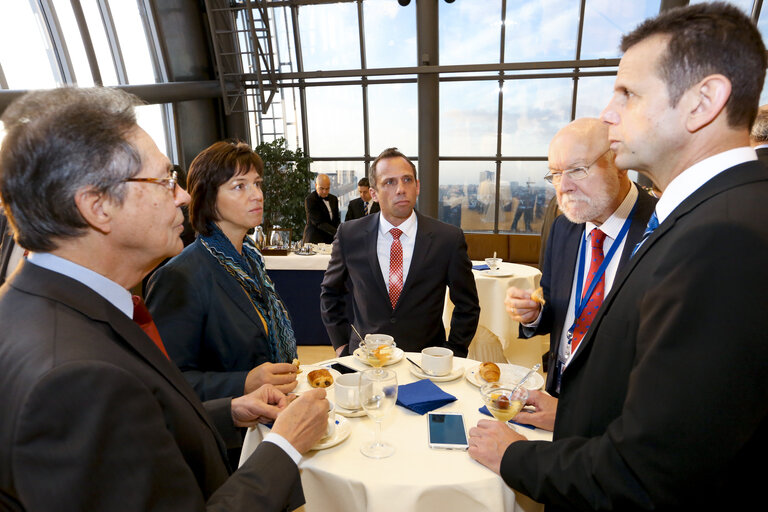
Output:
(309, 161), (366, 218)
(363, 0), (416, 69)
(498, 161), (553, 235)
(574, 75), (616, 118)
(440, 0), (502, 65)
(135, 104), (168, 159)
(51, 0), (94, 86)
(305, 86), (364, 157)
(0, 2), (59, 89)
(81, 0), (119, 85)
(108, 0), (156, 84)
(438, 160), (495, 231)
(500, 78), (573, 157)
(299, 3), (361, 72)
(505, 0), (580, 63)
(441, 81), (499, 157)
(368, 83), (418, 157)
(580, 0), (661, 59)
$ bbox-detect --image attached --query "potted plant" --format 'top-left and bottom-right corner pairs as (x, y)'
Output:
(255, 138), (312, 242)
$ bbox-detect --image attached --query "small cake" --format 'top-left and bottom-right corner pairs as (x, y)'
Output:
(479, 362), (501, 382)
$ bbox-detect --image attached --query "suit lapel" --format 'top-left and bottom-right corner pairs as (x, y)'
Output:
(618, 184), (658, 267)
(209, 260), (269, 337)
(398, 213), (432, 310)
(365, 213), (389, 300)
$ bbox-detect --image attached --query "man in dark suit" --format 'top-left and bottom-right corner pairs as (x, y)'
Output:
(344, 177), (380, 221)
(320, 148), (480, 358)
(0, 87), (329, 510)
(505, 118), (657, 429)
(0, 211), (23, 286)
(469, 4), (768, 511)
(303, 173), (340, 243)
(750, 103), (768, 166)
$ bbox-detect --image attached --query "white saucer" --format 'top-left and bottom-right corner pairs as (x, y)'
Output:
(294, 366), (342, 393)
(483, 269), (514, 277)
(311, 415), (352, 450)
(465, 363), (544, 390)
(334, 404), (367, 418)
(408, 364), (464, 382)
(353, 347), (404, 367)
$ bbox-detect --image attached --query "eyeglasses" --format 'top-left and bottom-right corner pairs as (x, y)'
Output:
(123, 170), (178, 192)
(544, 149), (610, 185)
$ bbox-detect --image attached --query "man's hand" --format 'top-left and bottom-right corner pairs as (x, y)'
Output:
(244, 362), (299, 394)
(468, 419), (527, 475)
(512, 389), (557, 432)
(231, 384), (292, 427)
(272, 388), (330, 454)
(505, 287), (541, 324)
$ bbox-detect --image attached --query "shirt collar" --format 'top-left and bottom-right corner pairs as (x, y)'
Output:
(585, 182), (638, 240)
(378, 209), (418, 239)
(26, 252), (134, 318)
(655, 147), (756, 224)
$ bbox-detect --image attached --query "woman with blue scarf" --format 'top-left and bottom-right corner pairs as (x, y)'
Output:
(146, 141), (299, 401)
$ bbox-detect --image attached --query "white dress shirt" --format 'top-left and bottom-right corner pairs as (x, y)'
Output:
(377, 210), (418, 292)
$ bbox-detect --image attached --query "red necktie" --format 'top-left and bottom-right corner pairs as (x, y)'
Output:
(388, 228), (404, 309)
(132, 295), (170, 359)
(571, 229), (606, 352)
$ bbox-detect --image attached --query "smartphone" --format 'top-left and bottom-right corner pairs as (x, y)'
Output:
(427, 412), (469, 450)
(327, 362), (358, 375)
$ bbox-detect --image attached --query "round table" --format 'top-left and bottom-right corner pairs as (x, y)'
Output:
(239, 354), (552, 512)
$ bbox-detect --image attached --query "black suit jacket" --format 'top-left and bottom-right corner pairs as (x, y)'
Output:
(146, 239), (277, 401)
(0, 261), (303, 511)
(345, 197), (380, 221)
(320, 211), (480, 358)
(303, 191), (340, 244)
(755, 146), (768, 167)
(500, 161), (768, 511)
(520, 184), (657, 394)
(0, 213), (16, 287)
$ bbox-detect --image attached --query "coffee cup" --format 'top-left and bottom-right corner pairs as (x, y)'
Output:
(334, 373), (361, 410)
(421, 347), (453, 376)
(323, 401), (337, 439)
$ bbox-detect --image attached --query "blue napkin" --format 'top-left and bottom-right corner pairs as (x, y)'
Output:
(472, 264), (490, 270)
(478, 406), (536, 430)
(397, 379), (457, 415)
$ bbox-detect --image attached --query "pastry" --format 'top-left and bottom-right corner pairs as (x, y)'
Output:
(531, 287), (546, 306)
(292, 358), (301, 374)
(308, 369), (334, 388)
(479, 362), (500, 382)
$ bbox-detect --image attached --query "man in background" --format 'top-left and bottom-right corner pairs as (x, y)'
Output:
(303, 173), (340, 243)
(345, 177), (380, 221)
(0, 87), (329, 510)
(321, 147), (479, 358)
(469, 4), (768, 510)
(749, 103), (768, 165)
(505, 118), (656, 431)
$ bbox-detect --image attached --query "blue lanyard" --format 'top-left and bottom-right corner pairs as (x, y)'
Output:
(573, 202), (636, 320)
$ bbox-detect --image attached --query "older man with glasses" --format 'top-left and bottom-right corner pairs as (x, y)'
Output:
(503, 118), (656, 430)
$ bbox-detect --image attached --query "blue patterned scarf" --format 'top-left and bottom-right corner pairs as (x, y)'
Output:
(199, 224), (297, 363)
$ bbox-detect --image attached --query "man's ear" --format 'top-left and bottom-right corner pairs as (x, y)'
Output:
(370, 187), (378, 202)
(684, 74), (732, 133)
(74, 187), (114, 235)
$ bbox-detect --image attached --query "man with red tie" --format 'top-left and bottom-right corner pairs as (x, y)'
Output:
(321, 147), (479, 358)
(0, 87), (329, 511)
(504, 118), (656, 430)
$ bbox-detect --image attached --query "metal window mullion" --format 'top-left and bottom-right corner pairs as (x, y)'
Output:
(358, 0), (370, 168)
(98, 0), (127, 85)
(69, 0), (103, 86)
(291, 4), (310, 161)
(37, 0), (75, 84)
(494, 0), (508, 234)
(137, 0), (168, 83)
(570, 0), (587, 121)
(752, 0), (763, 21)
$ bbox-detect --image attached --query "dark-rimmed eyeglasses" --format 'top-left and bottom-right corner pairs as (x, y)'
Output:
(544, 149), (610, 185)
(123, 170), (178, 192)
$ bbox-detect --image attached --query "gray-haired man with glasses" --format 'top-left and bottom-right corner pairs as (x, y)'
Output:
(503, 118), (656, 427)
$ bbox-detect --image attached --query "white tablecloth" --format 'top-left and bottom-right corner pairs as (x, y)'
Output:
(240, 354), (551, 512)
(443, 262), (547, 366)
(263, 253), (331, 271)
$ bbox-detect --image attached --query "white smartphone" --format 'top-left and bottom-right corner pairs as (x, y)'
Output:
(427, 412), (469, 450)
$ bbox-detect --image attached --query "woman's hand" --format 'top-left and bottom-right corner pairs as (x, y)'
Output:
(244, 362), (299, 394)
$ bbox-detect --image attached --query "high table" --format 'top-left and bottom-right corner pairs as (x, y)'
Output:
(443, 261), (548, 367)
(239, 354), (552, 512)
(263, 253), (332, 346)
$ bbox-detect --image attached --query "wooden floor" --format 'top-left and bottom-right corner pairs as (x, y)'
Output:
(297, 344), (335, 364)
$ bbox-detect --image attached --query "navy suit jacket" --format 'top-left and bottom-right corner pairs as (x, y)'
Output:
(146, 239), (276, 401)
(500, 161), (768, 511)
(345, 197), (380, 221)
(520, 184), (657, 394)
(0, 261), (302, 511)
(320, 211), (480, 357)
(755, 146), (768, 167)
(303, 191), (340, 244)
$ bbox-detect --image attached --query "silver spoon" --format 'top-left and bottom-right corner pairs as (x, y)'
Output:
(406, 357), (427, 374)
(511, 363), (541, 393)
(351, 324), (365, 344)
